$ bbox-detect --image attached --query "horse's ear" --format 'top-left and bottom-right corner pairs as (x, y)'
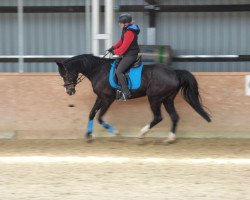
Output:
(56, 62), (64, 68)
(56, 61), (65, 76)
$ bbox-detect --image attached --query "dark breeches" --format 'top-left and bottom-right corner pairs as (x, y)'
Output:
(115, 55), (137, 90)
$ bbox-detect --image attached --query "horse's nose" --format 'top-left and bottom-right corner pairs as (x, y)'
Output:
(66, 89), (76, 96)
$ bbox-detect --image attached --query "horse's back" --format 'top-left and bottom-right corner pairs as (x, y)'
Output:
(143, 64), (178, 81)
(141, 64), (180, 94)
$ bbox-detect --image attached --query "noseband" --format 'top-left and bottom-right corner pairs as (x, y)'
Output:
(62, 67), (85, 87)
(63, 74), (85, 87)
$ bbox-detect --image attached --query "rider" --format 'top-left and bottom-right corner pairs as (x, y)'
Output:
(107, 13), (140, 101)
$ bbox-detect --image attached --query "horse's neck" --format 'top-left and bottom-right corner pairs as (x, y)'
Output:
(80, 56), (111, 80)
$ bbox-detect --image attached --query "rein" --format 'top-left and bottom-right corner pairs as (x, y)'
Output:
(102, 51), (110, 58)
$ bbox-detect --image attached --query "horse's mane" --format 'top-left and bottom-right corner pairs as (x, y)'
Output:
(63, 54), (114, 68)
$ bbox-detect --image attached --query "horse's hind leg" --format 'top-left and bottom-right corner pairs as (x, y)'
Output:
(85, 97), (102, 141)
(163, 99), (179, 143)
(98, 98), (119, 135)
(138, 97), (163, 138)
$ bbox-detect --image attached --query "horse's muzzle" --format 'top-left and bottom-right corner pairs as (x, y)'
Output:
(66, 88), (76, 96)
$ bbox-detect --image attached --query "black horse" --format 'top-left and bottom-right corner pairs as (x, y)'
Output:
(57, 54), (211, 143)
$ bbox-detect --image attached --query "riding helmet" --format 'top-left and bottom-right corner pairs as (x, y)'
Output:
(118, 13), (132, 24)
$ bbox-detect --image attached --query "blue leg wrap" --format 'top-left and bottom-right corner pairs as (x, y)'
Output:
(101, 122), (115, 133)
(87, 120), (94, 133)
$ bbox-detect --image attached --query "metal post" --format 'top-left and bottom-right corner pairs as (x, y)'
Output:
(147, 27), (156, 45)
(85, 0), (91, 53)
(105, 0), (113, 50)
(18, 0), (24, 72)
(147, 11), (156, 45)
(92, 0), (99, 55)
(145, 2), (157, 45)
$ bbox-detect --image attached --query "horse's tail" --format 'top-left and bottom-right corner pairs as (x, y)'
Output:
(175, 70), (211, 122)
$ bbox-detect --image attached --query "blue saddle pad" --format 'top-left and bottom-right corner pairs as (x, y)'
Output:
(109, 61), (144, 90)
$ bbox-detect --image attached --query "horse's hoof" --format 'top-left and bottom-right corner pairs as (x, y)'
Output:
(139, 124), (150, 139)
(113, 130), (121, 137)
(164, 138), (176, 144)
(84, 134), (94, 143)
(138, 134), (145, 139)
(163, 132), (176, 144)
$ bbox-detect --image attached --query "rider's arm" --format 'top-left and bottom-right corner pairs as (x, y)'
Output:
(113, 39), (122, 49)
(113, 31), (134, 55)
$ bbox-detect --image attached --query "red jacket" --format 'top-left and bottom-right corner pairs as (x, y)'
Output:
(112, 30), (135, 56)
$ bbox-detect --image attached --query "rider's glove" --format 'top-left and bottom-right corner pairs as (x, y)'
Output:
(107, 46), (114, 53)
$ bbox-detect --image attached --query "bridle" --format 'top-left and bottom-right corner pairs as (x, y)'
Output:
(62, 71), (85, 87)
(62, 51), (112, 88)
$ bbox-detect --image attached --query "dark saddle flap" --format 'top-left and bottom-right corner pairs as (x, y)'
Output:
(131, 55), (142, 68)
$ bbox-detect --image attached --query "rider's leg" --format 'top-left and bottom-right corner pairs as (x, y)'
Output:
(115, 55), (137, 99)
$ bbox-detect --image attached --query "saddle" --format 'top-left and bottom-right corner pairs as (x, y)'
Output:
(113, 55), (142, 84)
(109, 56), (144, 99)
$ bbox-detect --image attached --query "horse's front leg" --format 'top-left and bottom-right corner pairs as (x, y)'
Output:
(98, 98), (119, 136)
(85, 97), (102, 142)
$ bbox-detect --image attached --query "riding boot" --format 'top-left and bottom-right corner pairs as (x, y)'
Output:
(118, 74), (131, 101)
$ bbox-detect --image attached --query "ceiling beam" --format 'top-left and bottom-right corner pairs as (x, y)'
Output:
(1, 4), (250, 13)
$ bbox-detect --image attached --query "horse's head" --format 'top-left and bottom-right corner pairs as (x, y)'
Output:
(57, 62), (78, 96)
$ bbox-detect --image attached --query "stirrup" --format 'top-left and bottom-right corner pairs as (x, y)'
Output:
(120, 92), (131, 101)
(116, 90), (122, 99)
(119, 93), (127, 101)
(116, 89), (131, 101)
